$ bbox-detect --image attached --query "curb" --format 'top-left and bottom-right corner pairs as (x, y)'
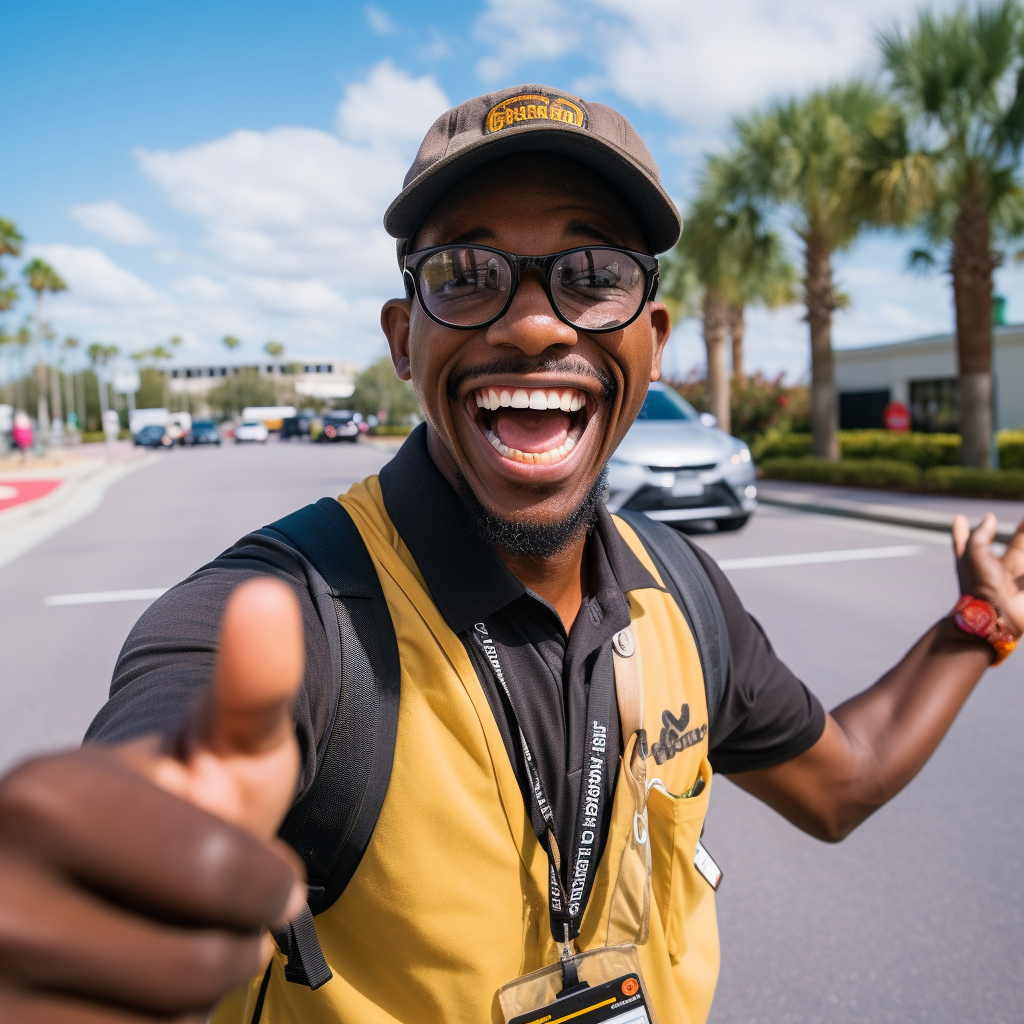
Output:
(0, 454), (159, 569)
(757, 487), (1019, 545)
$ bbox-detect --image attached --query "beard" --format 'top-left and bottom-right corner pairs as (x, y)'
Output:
(456, 467), (609, 559)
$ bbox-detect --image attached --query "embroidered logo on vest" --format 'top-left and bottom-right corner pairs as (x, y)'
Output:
(651, 704), (708, 765)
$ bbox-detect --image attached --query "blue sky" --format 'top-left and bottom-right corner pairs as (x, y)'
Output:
(3, 0), (1021, 380)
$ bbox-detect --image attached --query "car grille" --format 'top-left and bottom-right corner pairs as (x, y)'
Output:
(622, 481), (739, 513)
(645, 462), (718, 472)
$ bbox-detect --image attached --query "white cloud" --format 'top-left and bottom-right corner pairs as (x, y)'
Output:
(366, 5), (396, 35)
(68, 201), (160, 246)
(335, 60), (449, 146)
(30, 62), (451, 366)
(474, 0), (962, 124)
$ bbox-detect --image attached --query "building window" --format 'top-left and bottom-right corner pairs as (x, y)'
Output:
(910, 378), (958, 433)
(839, 390), (890, 429)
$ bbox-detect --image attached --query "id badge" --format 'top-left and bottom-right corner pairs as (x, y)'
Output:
(498, 945), (658, 1024)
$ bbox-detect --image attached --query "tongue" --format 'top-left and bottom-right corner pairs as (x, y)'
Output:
(493, 409), (570, 454)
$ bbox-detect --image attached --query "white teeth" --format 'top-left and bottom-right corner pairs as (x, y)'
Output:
(472, 386), (588, 411)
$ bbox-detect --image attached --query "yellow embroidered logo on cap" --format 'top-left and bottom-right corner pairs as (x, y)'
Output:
(485, 94), (587, 133)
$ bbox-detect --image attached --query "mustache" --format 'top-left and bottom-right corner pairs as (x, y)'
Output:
(446, 355), (616, 403)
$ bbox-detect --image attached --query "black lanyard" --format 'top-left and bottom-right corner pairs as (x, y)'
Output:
(473, 621), (615, 946)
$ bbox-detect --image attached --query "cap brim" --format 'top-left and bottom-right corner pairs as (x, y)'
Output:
(384, 122), (682, 254)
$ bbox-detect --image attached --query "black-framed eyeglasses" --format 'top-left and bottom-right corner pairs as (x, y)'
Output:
(403, 244), (660, 334)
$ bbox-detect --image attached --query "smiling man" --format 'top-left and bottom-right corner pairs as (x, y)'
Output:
(0, 85), (1022, 1024)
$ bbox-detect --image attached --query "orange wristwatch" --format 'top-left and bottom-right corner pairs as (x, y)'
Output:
(950, 595), (1019, 665)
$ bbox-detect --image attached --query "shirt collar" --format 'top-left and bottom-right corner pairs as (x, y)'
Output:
(378, 424), (660, 634)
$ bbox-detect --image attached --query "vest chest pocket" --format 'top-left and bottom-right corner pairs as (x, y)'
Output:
(647, 756), (713, 965)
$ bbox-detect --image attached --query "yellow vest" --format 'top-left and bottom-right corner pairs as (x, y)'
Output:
(214, 476), (719, 1024)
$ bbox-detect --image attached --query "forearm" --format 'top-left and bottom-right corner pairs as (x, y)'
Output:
(732, 618), (994, 841)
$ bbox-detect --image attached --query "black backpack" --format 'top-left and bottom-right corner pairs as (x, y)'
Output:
(258, 497), (730, 991)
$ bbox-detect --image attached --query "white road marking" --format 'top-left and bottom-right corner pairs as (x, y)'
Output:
(716, 545), (920, 571)
(45, 587), (169, 607)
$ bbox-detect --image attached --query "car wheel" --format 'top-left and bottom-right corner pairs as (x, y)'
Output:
(717, 515), (749, 532)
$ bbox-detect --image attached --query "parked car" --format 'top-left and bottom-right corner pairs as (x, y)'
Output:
(280, 413), (313, 440)
(234, 421), (269, 444)
(605, 382), (757, 531)
(134, 424), (173, 449)
(187, 420), (222, 446)
(313, 411), (361, 443)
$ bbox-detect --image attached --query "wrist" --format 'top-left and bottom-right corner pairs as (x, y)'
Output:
(949, 595), (1020, 665)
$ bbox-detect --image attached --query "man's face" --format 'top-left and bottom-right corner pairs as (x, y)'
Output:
(381, 154), (671, 531)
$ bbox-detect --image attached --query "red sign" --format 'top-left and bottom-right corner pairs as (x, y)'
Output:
(883, 401), (911, 432)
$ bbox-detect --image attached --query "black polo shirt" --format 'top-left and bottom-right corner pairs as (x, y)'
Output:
(88, 427), (825, 874)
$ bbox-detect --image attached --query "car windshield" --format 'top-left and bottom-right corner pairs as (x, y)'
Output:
(241, 422), (259, 428)
(636, 387), (699, 421)
(194, 421), (216, 430)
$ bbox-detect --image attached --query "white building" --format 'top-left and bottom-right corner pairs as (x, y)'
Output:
(168, 359), (357, 402)
(834, 325), (1024, 432)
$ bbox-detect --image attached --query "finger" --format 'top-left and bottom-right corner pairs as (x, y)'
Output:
(0, 750), (301, 931)
(0, 982), (206, 1024)
(968, 512), (998, 552)
(952, 514), (970, 559)
(0, 849), (270, 1016)
(204, 577), (305, 757)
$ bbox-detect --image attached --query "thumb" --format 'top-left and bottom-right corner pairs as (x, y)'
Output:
(202, 576), (305, 757)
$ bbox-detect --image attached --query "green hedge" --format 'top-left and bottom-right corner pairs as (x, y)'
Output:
(918, 466), (1024, 499)
(755, 428), (1024, 469)
(761, 457), (1024, 498)
(760, 457), (922, 488)
(998, 430), (1024, 469)
(754, 429), (961, 467)
(369, 425), (414, 436)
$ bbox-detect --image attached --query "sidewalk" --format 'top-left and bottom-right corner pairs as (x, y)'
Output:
(757, 479), (1024, 544)
(0, 443), (158, 568)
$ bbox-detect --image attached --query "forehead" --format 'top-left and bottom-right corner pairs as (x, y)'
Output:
(411, 153), (647, 251)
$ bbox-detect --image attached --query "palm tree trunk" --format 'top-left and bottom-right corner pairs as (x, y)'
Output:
(33, 294), (50, 441)
(729, 304), (746, 382)
(804, 234), (839, 460)
(702, 290), (731, 434)
(950, 195), (998, 467)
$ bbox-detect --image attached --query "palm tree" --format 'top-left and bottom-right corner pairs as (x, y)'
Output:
(732, 82), (925, 458)
(88, 342), (119, 424)
(223, 334), (241, 353)
(661, 153), (797, 433)
(879, 1), (1024, 466)
(264, 341), (284, 400)
(62, 336), (81, 429)
(22, 258), (68, 440)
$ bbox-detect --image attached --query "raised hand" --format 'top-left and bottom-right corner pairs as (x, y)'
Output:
(0, 578), (307, 1022)
(952, 513), (1024, 639)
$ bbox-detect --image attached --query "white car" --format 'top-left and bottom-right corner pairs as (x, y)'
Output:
(606, 382), (758, 531)
(234, 421), (269, 444)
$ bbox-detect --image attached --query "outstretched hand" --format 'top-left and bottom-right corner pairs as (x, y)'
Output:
(952, 512), (1024, 639)
(0, 577), (308, 1021)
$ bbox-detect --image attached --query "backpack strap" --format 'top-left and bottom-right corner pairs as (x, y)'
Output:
(615, 511), (729, 732)
(259, 497), (401, 989)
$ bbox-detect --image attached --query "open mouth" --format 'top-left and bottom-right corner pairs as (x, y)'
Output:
(468, 386), (591, 466)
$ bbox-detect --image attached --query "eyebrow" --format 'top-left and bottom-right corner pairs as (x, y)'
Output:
(441, 221), (628, 249)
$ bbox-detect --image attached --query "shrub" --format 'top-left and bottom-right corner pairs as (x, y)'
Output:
(998, 430), (1024, 470)
(754, 430), (961, 467)
(921, 466), (1024, 499)
(760, 457), (921, 488)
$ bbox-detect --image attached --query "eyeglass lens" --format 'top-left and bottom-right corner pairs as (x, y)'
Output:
(416, 247), (646, 330)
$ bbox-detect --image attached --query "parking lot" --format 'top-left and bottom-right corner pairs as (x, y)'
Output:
(1, 439), (1021, 1023)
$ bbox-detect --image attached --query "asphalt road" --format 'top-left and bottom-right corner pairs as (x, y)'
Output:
(1, 440), (1021, 1023)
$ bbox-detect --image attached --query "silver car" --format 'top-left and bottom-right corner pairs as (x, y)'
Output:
(606, 382), (758, 531)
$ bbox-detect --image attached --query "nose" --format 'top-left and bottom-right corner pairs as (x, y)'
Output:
(484, 271), (577, 356)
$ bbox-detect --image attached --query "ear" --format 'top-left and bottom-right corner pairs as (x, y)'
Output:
(648, 302), (671, 382)
(381, 298), (413, 381)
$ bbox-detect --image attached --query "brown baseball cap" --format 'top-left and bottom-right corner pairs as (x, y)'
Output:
(384, 83), (682, 255)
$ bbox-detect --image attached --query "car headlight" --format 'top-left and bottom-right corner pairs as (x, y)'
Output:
(729, 446), (752, 464)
